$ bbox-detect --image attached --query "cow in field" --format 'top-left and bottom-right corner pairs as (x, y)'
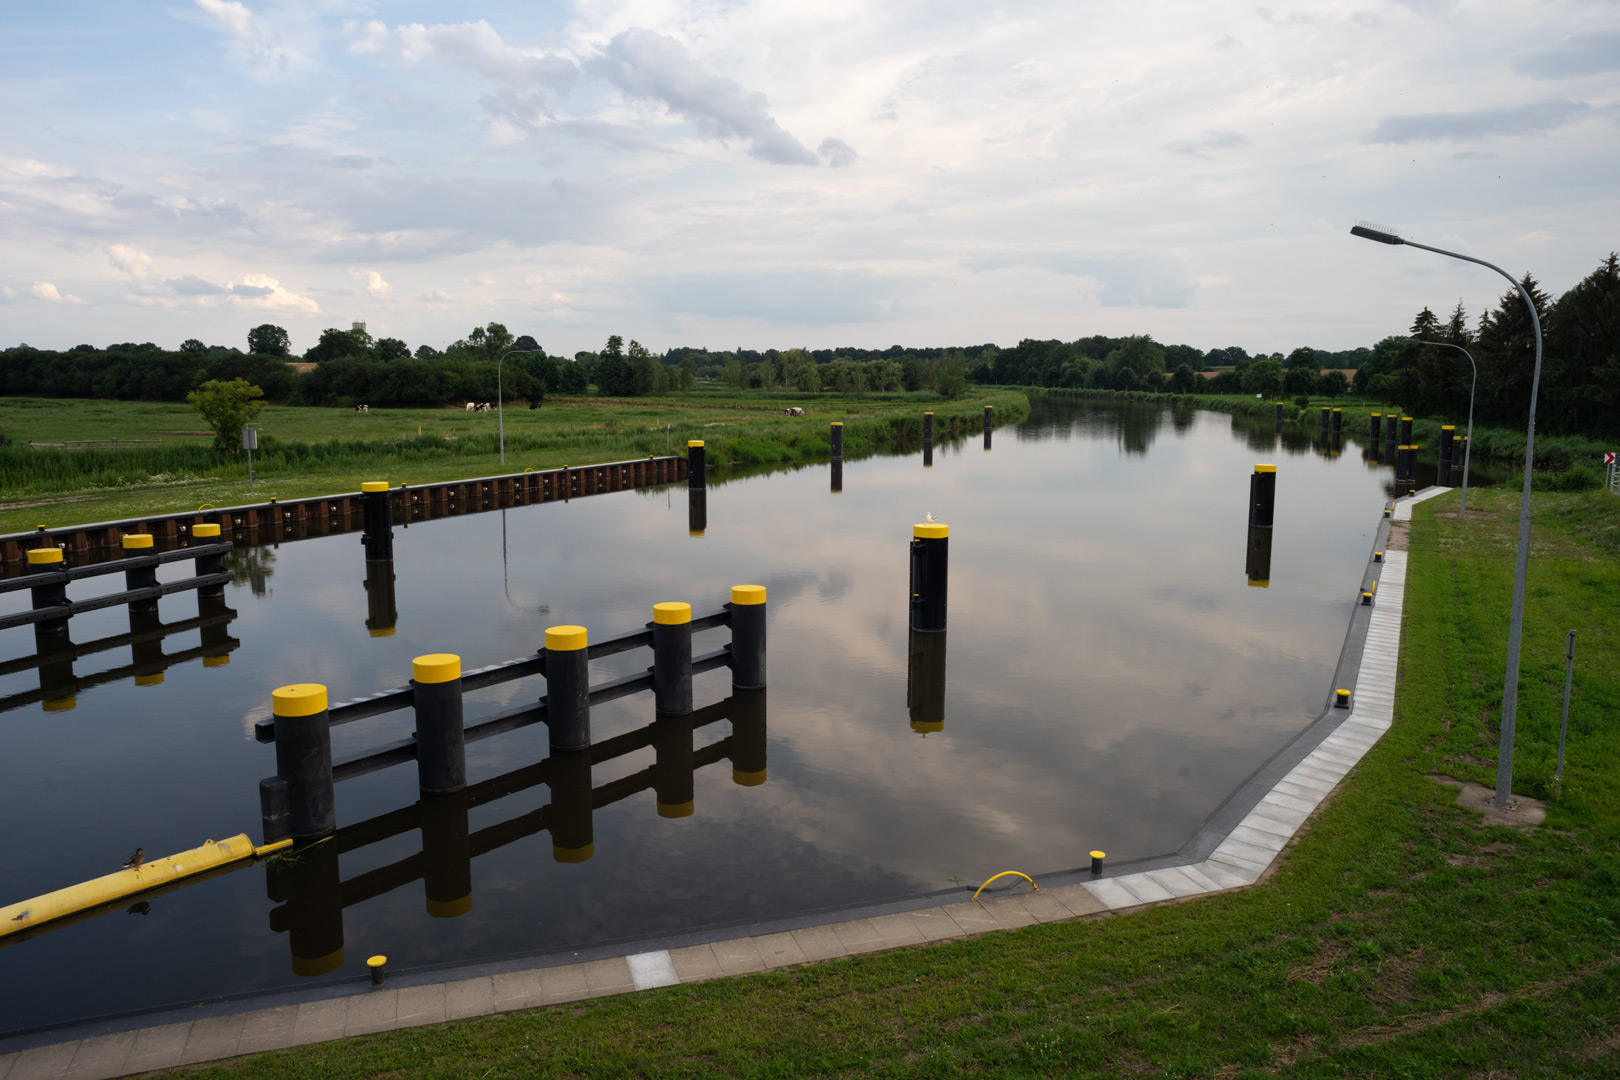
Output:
(465, 402), (476, 411)
(354, 404), (369, 413)
(784, 407), (806, 416)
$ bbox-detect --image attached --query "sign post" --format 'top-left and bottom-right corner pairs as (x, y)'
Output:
(1605, 452), (1617, 496)
(243, 424), (262, 495)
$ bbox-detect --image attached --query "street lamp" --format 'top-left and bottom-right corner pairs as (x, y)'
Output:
(1405, 337), (1476, 518)
(496, 347), (544, 468)
(1352, 222), (1544, 809)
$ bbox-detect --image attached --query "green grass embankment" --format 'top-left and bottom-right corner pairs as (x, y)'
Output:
(157, 485), (1620, 1078)
(0, 392), (1025, 534)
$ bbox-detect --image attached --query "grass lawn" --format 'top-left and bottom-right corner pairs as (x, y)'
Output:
(153, 484), (1620, 1078)
(0, 391), (1021, 535)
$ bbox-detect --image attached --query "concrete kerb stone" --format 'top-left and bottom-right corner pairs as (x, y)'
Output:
(0, 488), (1436, 1080)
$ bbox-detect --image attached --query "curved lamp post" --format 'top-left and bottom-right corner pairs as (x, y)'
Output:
(1352, 222), (1543, 808)
(1405, 337), (1477, 517)
(496, 347), (545, 468)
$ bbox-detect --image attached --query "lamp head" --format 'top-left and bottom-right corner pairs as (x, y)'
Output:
(1350, 222), (1405, 245)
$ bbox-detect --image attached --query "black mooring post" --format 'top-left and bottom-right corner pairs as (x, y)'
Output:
(728, 689), (767, 786)
(1371, 413), (1382, 442)
(1245, 525), (1273, 587)
(1400, 416), (1413, 444)
(729, 585), (767, 690)
(360, 482), (393, 561)
(830, 421), (843, 460)
(192, 523), (226, 598)
(652, 710), (695, 818)
(28, 547), (69, 634)
(910, 523), (949, 633)
(1248, 464), (1276, 528)
(687, 440), (706, 490)
(831, 460), (843, 493)
(412, 653), (466, 795)
(653, 603), (694, 716)
(272, 683), (336, 840)
(544, 626), (591, 751)
(1331, 408), (1341, 433)
(688, 487), (706, 536)
(1320, 407), (1329, 430)
(364, 560), (397, 637)
(278, 839), (344, 976)
(122, 534), (159, 613)
(1385, 413), (1398, 444)
(984, 405), (994, 434)
(549, 746), (594, 863)
(1275, 402), (1285, 424)
(1439, 425), (1455, 464)
(907, 628), (947, 733)
(420, 790), (472, 918)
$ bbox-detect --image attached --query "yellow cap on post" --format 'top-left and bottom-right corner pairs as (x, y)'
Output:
(1402, 416), (1412, 421)
(1442, 425), (1455, 431)
(1248, 579), (1269, 588)
(732, 769), (767, 786)
(1090, 850), (1106, 860)
(122, 534), (154, 549)
(910, 720), (944, 733)
(193, 523), (221, 538)
(657, 800), (694, 818)
(204, 655), (230, 667)
(687, 440), (704, 448)
(553, 844), (594, 863)
(924, 411), (933, 416)
(369, 628), (396, 638)
(545, 625), (588, 652)
(653, 602), (691, 625)
(292, 949), (344, 977)
(27, 548), (63, 565)
(43, 697), (76, 712)
(831, 422), (842, 427)
(413, 654), (461, 684)
(135, 673), (165, 687)
(730, 584), (766, 606)
(367, 955), (387, 969)
(913, 523), (948, 539)
(361, 481), (389, 493)
(426, 896), (472, 918)
(272, 683), (328, 717)
(1254, 464), (1276, 474)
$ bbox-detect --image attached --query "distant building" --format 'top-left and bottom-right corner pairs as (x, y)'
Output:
(352, 321), (367, 334)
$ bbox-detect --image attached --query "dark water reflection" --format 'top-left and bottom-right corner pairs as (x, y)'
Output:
(0, 399), (1486, 1032)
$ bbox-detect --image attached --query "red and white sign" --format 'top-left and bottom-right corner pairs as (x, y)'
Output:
(1606, 452), (1617, 465)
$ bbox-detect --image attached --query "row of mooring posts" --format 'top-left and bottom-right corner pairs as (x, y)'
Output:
(264, 587), (768, 843)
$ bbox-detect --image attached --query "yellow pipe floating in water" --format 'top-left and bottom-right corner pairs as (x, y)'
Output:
(0, 834), (291, 939)
(972, 871), (1038, 901)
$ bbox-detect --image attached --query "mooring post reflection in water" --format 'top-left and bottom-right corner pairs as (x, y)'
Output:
(1245, 526), (1274, 587)
(907, 628), (947, 733)
(984, 405), (994, 449)
(35, 626), (76, 711)
(653, 712), (696, 818)
(549, 748), (594, 862)
(420, 790), (472, 918)
(1247, 464), (1277, 588)
(688, 487), (706, 536)
(129, 606), (166, 686)
(268, 838), (344, 976)
(830, 460), (843, 493)
(923, 411), (934, 467)
(364, 560), (397, 637)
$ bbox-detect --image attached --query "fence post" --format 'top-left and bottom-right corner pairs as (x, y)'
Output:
(27, 547), (69, 634)
(413, 654), (466, 795)
(910, 523), (949, 632)
(361, 481), (393, 561)
(729, 585), (767, 690)
(544, 625), (591, 751)
(272, 683), (336, 840)
(1400, 416), (1413, 444)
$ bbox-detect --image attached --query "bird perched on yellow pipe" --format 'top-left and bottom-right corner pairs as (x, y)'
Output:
(122, 848), (144, 870)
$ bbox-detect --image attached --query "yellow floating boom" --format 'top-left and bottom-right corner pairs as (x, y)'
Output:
(0, 834), (291, 938)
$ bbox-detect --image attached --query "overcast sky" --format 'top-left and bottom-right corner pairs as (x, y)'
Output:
(2, 1), (1615, 357)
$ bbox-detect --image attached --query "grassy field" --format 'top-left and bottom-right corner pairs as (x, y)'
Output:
(150, 484), (1620, 1078)
(0, 391), (1023, 534)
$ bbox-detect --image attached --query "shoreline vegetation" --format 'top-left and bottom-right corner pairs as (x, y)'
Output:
(0, 391), (1027, 536)
(140, 482), (1620, 1078)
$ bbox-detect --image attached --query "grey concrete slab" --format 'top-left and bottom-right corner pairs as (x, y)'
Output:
(1115, 874), (1175, 904)
(710, 937), (767, 974)
(941, 902), (1001, 935)
(627, 951), (680, 990)
(1205, 850), (1266, 879)
(1145, 867), (1209, 898)
(668, 943), (723, 982)
(830, 918), (890, 953)
(867, 912), (929, 947)
(8, 1041), (77, 1080)
(120, 1023), (191, 1075)
(979, 894), (1040, 929)
(236, 1004), (297, 1056)
(539, 963), (592, 1003)
(1227, 824), (1287, 852)
(1249, 800), (1310, 829)
(1044, 883), (1108, 916)
(1239, 812), (1298, 840)
(1081, 878), (1139, 910)
(1187, 861), (1247, 890)
(908, 907), (967, 941)
(444, 977), (496, 1020)
(395, 984), (447, 1027)
(63, 1032), (133, 1080)
(490, 969), (546, 1012)
(1272, 778), (1331, 802)
(752, 931), (809, 968)
(178, 1014), (245, 1067)
(1217, 836), (1283, 866)
(343, 990), (399, 1037)
(790, 924), (850, 962)
(290, 1000), (346, 1047)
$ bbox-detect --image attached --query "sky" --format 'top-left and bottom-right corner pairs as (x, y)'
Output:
(1, 0), (1616, 357)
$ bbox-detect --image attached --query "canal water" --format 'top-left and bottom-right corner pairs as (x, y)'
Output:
(0, 400), (1484, 1033)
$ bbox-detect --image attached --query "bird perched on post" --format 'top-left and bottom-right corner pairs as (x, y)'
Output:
(925, 512), (935, 523)
(123, 848), (144, 870)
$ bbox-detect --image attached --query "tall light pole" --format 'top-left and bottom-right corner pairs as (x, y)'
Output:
(1353, 222), (1543, 808)
(496, 347), (544, 468)
(1406, 337), (1477, 517)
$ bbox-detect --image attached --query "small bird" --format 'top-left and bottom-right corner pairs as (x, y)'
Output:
(123, 848), (144, 870)
(925, 512), (935, 523)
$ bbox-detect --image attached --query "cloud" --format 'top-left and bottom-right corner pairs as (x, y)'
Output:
(419, 288), (454, 305)
(193, 0), (316, 83)
(169, 275), (227, 296)
(818, 137), (858, 168)
(224, 274), (318, 312)
(1166, 129), (1248, 157)
(968, 253), (1200, 310)
(643, 268), (899, 323)
(32, 281), (83, 303)
(351, 268), (392, 297)
(592, 29), (819, 165)
(1367, 99), (1592, 143)
(230, 283), (274, 297)
(107, 244), (157, 283)
(1515, 30), (1620, 79)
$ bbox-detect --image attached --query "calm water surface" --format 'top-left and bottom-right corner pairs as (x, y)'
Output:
(0, 400), (1465, 1032)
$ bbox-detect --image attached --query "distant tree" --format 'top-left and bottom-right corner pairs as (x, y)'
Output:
(1239, 357), (1285, 397)
(1285, 346), (1317, 369)
(376, 337), (411, 362)
(1317, 369), (1350, 398)
(630, 339), (663, 395)
(305, 327), (369, 363)
(1283, 363), (1317, 396)
(940, 353), (968, 398)
(678, 354), (697, 390)
(792, 361), (822, 392)
(187, 378), (265, 452)
(414, 344), (442, 360)
(722, 354), (745, 389)
(180, 338), (208, 355)
(595, 335), (634, 396)
(1104, 335), (1167, 379)
(1169, 363), (1198, 393)
(1163, 343), (1204, 372)
(247, 324), (290, 357)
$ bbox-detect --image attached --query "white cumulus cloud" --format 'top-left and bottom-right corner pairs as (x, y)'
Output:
(350, 268), (392, 298)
